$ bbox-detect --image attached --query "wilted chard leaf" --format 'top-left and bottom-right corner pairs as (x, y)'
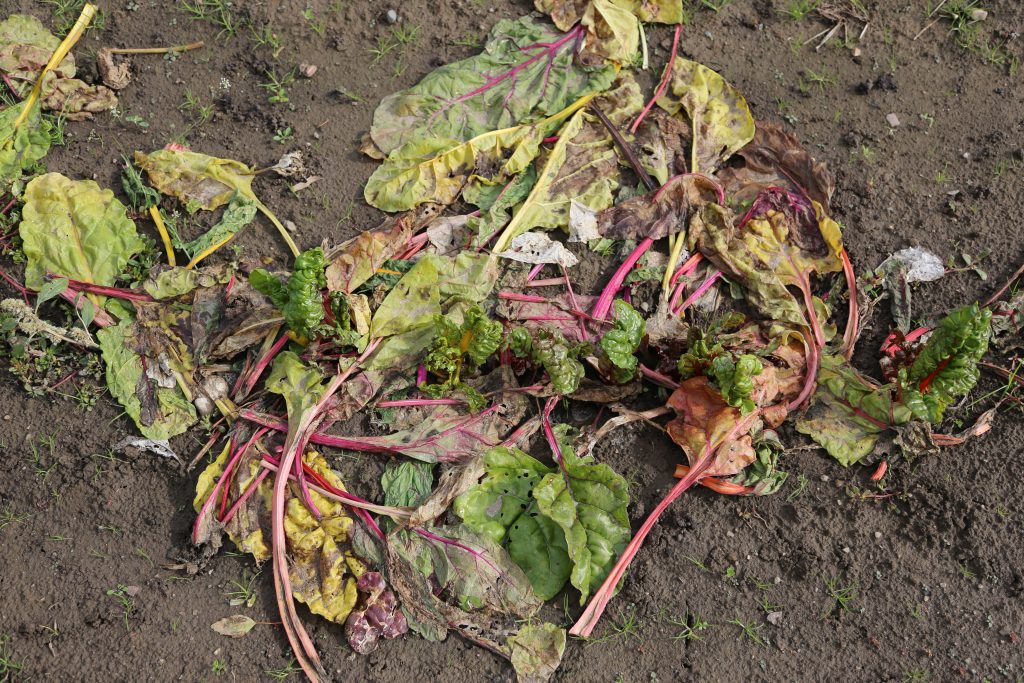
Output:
(194, 444), (369, 625)
(0, 13), (116, 120)
(0, 6), (96, 187)
(655, 58), (754, 175)
(20, 173), (146, 294)
(368, 16), (615, 156)
(134, 147), (300, 257)
(493, 74), (644, 253)
(535, 0), (682, 65)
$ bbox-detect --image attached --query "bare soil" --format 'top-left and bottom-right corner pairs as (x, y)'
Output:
(1, 1), (1023, 681)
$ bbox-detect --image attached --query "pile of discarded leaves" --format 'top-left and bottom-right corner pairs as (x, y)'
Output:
(2, 4), (1021, 682)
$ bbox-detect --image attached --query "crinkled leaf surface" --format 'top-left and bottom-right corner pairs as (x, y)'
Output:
(494, 74), (643, 252)
(656, 58), (754, 174)
(532, 428), (630, 603)
(666, 376), (760, 477)
(0, 101), (50, 186)
(381, 461), (435, 508)
(596, 172), (720, 241)
(179, 193), (257, 260)
(599, 299), (645, 382)
(20, 173), (145, 291)
(899, 304), (991, 423)
(454, 447), (571, 600)
(369, 16), (615, 155)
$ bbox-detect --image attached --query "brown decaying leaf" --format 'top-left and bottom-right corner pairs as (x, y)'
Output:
(596, 172), (721, 241)
(211, 614), (257, 638)
(96, 47), (131, 89)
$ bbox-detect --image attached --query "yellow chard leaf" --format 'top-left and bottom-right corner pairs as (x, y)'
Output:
(20, 173), (145, 292)
(493, 74), (643, 253)
(656, 58), (755, 174)
(364, 95), (590, 213)
(536, 0), (683, 31)
(579, 0), (640, 66)
(135, 147), (299, 257)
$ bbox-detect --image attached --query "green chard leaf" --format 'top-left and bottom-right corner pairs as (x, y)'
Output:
(509, 326), (586, 395)
(266, 351), (327, 434)
(599, 299), (645, 383)
(250, 247), (328, 339)
(454, 447), (571, 600)
(0, 102), (50, 187)
(533, 426), (630, 603)
(368, 15), (615, 156)
(381, 461), (435, 508)
(899, 304), (991, 423)
(20, 173), (146, 292)
(178, 193), (257, 260)
(708, 353), (762, 415)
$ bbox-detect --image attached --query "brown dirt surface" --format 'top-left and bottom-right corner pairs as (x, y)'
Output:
(2, 1), (1023, 682)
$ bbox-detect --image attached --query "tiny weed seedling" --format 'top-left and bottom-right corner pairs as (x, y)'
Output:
(180, 90), (214, 127)
(391, 24), (420, 47)
(43, 0), (106, 34)
(302, 8), (327, 37)
(273, 127), (294, 144)
(726, 616), (765, 646)
(667, 611), (709, 641)
(0, 506), (30, 531)
(759, 596), (781, 613)
(903, 666), (927, 682)
(179, 0), (240, 40)
(368, 34), (399, 63)
(781, 0), (819, 21)
(0, 634), (23, 679)
(824, 576), (858, 617)
(957, 562), (976, 580)
(225, 569), (260, 607)
(250, 24), (283, 57)
(106, 584), (137, 632)
(212, 658), (227, 675)
(684, 555), (708, 571)
(266, 659), (302, 679)
(259, 69), (296, 104)
(787, 473), (809, 501)
(700, 0), (732, 11)
(588, 604), (642, 644)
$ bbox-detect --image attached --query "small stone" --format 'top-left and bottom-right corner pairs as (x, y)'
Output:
(3, 414), (9, 420)
(842, 546), (850, 554)
(886, 113), (901, 128)
(385, 9), (398, 24)
(773, 576), (782, 584)
(767, 611), (784, 626)
(285, 219), (298, 233)
(852, 47), (863, 62)
(970, 8), (987, 21)
(874, 531), (882, 539)
(299, 63), (317, 78)
(820, 474), (830, 482)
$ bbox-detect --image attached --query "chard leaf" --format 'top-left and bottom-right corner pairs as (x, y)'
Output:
(98, 320), (197, 441)
(211, 615), (257, 638)
(599, 299), (645, 383)
(688, 195), (844, 333)
(536, 0), (683, 31)
(509, 327), (586, 395)
(179, 193), (257, 260)
(796, 355), (910, 466)
(20, 173), (145, 292)
(135, 147), (297, 256)
(250, 247), (328, 339)
(325, 214), (416, 294)
(666, 376), (760, 477)
(656, 58), (754, 174)
(454, 447), (571, 600)
(266, 351), (327, 435)
(0, 14), (116, 121)
(0, 101), (49, 186)
(381, 461), (435, 508)
(707, 353), (762, 415)
(728, 438), (788, 496)
(423, 305), (503, 403)
(493, 74), (644, 253)
(899, 304), (991, 423)
(369, 16), (615, 155)
(508, 622), (568, 683)
(533, 427), (630, 602)
(135, 148), (256, 211)
(195, 446), (366, 625)
(370, 253), (498, 339)
(365, 100), (578, 212)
